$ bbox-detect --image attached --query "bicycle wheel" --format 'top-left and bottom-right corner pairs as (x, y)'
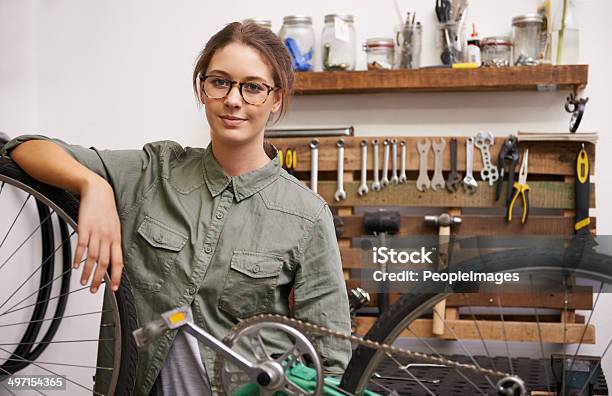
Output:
(341, 244), (612, 395)
(0, 157), (138, 395)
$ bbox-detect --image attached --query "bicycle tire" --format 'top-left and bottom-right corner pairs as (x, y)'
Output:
(0, 156), (139, 396)
(340, 244), (612, 395)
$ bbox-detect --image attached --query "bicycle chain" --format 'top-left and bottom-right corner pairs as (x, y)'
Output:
(212, 313), (513, 392)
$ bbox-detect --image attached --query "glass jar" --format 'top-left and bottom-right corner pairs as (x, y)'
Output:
(278, 15), (315, 71)
(481, 36), (513, 67)
(243, 18), (272, 30)
(394, 22), (422, 69)
(512, 13), (544, 65)
(363, 38), (394, 70)
(437, 21), (466, 65)
(321, 14), (356, 71)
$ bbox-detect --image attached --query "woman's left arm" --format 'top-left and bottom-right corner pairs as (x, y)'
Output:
(292, 204), (352, 375)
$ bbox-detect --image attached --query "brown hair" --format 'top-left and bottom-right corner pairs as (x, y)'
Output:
(192, 21), (294, 125)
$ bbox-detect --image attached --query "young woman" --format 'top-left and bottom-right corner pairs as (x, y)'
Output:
(2, 21), (351, 395)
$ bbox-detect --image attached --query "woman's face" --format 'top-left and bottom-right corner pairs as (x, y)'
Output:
(201, 42), (282, 147)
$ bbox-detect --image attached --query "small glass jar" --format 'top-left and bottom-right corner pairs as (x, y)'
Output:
(512, 13), (544, 66)
(243, 18), (272, 30)
(394, 23), (422, 69)
(363, 38), (394, 70)
(436, 21), (467, 65)
(321, 14), (356, 71)
(278, 15), (315, 71)
(481, 36), (513, 67)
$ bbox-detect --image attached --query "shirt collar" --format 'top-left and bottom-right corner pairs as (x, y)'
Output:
(202, 142), (281, 202)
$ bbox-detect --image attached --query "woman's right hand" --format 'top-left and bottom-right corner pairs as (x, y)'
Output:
(73, 175), (124, 294)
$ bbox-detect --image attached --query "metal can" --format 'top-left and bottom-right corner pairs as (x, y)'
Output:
(481, 36), (513, 67)
(322, 14), (356, 71)
(512, 13), (544, 65)
(243, 18), (272, 30)
(363, 38), (395, 70)
(279, 15), (315, 71)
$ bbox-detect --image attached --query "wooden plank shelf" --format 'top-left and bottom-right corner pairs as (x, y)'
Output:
(294, 65), (588, 94)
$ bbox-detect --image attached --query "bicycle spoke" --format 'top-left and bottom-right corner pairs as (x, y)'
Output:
(0, 193), (31, 251)
(0, 338), (113, 347)
(0, 310), (109, 328)
(461, 293), (497, 371)
(1, 283), (104, 317)
(561, 278), (570, 396)
(567, 281), (604, 373)
(495, 295), (514, 377)
(0, 365), (46, 396)
(0, 355), (113, 371)
(0, 230), (76, 312)
(0, 381), (17, 396)
(579, 335), (612, 395)
(0, 346), (104, 396)
(528, 274), (552, 393)
(387, 353), (436, 396)
(431, 305), (498, 391)
(0, 207), (55, 273)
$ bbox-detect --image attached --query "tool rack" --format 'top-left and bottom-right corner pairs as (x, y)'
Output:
(268, 135), (596, 345)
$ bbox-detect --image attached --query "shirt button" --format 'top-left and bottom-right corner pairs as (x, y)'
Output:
(204, 246), (212, 254)
(188, 286), (197, 295)
(154, 234), (163, 243)
(251, 264), (261, 273)
(216, 212), (224, 219)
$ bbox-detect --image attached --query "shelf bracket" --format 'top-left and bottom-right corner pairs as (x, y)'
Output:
(565, 85), (589, 133)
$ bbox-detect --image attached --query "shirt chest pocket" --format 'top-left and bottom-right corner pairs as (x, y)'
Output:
(127, 216), (188, 292)
(218, 251), (284, 319)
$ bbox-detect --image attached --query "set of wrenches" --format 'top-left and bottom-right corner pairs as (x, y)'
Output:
(308, 132), (499, 201)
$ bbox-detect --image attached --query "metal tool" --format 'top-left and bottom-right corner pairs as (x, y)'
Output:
(416, 139), (431, 191)
(381, 139), (390, 188)
(495, 135), (519, 205)
(373, 372), (441, 384)
(309, 139), (319, 193)
(474, 131), (499, 186)
(371, 139), (381, 192)
(399, 140), (407, 183)
(390, 139), (399, 184)
(446, 137), (462, 192)
(574, 145), (591, 235)
(334, 139), (347, 201)
(431, 138), (446, 191)
(462, 137), (478, 194)
(507, 149), (529, 224)
(565, 91), (589, 133)
(358, 140), (369, 196)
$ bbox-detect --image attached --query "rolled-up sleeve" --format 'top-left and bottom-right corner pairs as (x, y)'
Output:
(0, 134), (168, 217)
(293, 204), (352, 375)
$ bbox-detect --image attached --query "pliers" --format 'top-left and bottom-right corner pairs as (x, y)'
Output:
(496, 135), (519, 205)
(507, 149), (530, 224)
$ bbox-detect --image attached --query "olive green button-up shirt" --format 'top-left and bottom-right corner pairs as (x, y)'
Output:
(1, 135), (352, 395)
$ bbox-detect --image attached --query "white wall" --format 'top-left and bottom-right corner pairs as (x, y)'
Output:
(1, 0), (611, 392)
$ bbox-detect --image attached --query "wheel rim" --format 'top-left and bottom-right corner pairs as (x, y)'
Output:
(0, 174), (122, 395)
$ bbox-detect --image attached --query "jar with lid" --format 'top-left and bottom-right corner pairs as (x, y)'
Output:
(243, 18), (272, 30)
(278, 15), (315, 71)
(321, 14), (356, 71)
(512, 13), (544, 65)
(481, 36), (513, 67)
(363, 38), (394, 70)
(394, 22), (422, 69)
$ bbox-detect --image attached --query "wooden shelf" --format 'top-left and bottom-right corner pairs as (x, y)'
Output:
(294, 64), (588, 94)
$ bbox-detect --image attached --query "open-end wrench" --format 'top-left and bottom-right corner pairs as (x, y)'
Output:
(431, 137), (446, 191)
(381, 139), (390, 188)
(334, 139), (347, 201)
(371, 139), (381, 192)
(416, 139), (431, 192)
(462, 137), (478, 194)
(390, 139), (399, 184)
(399, 140), (407, 183)
(358, 140), (369, 196)
(309, 139), (319, 193)
(474, 131), (499, 186)
(445, 137), (462, 192)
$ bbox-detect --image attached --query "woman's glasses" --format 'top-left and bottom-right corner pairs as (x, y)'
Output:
(199, 74), (278, 105)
